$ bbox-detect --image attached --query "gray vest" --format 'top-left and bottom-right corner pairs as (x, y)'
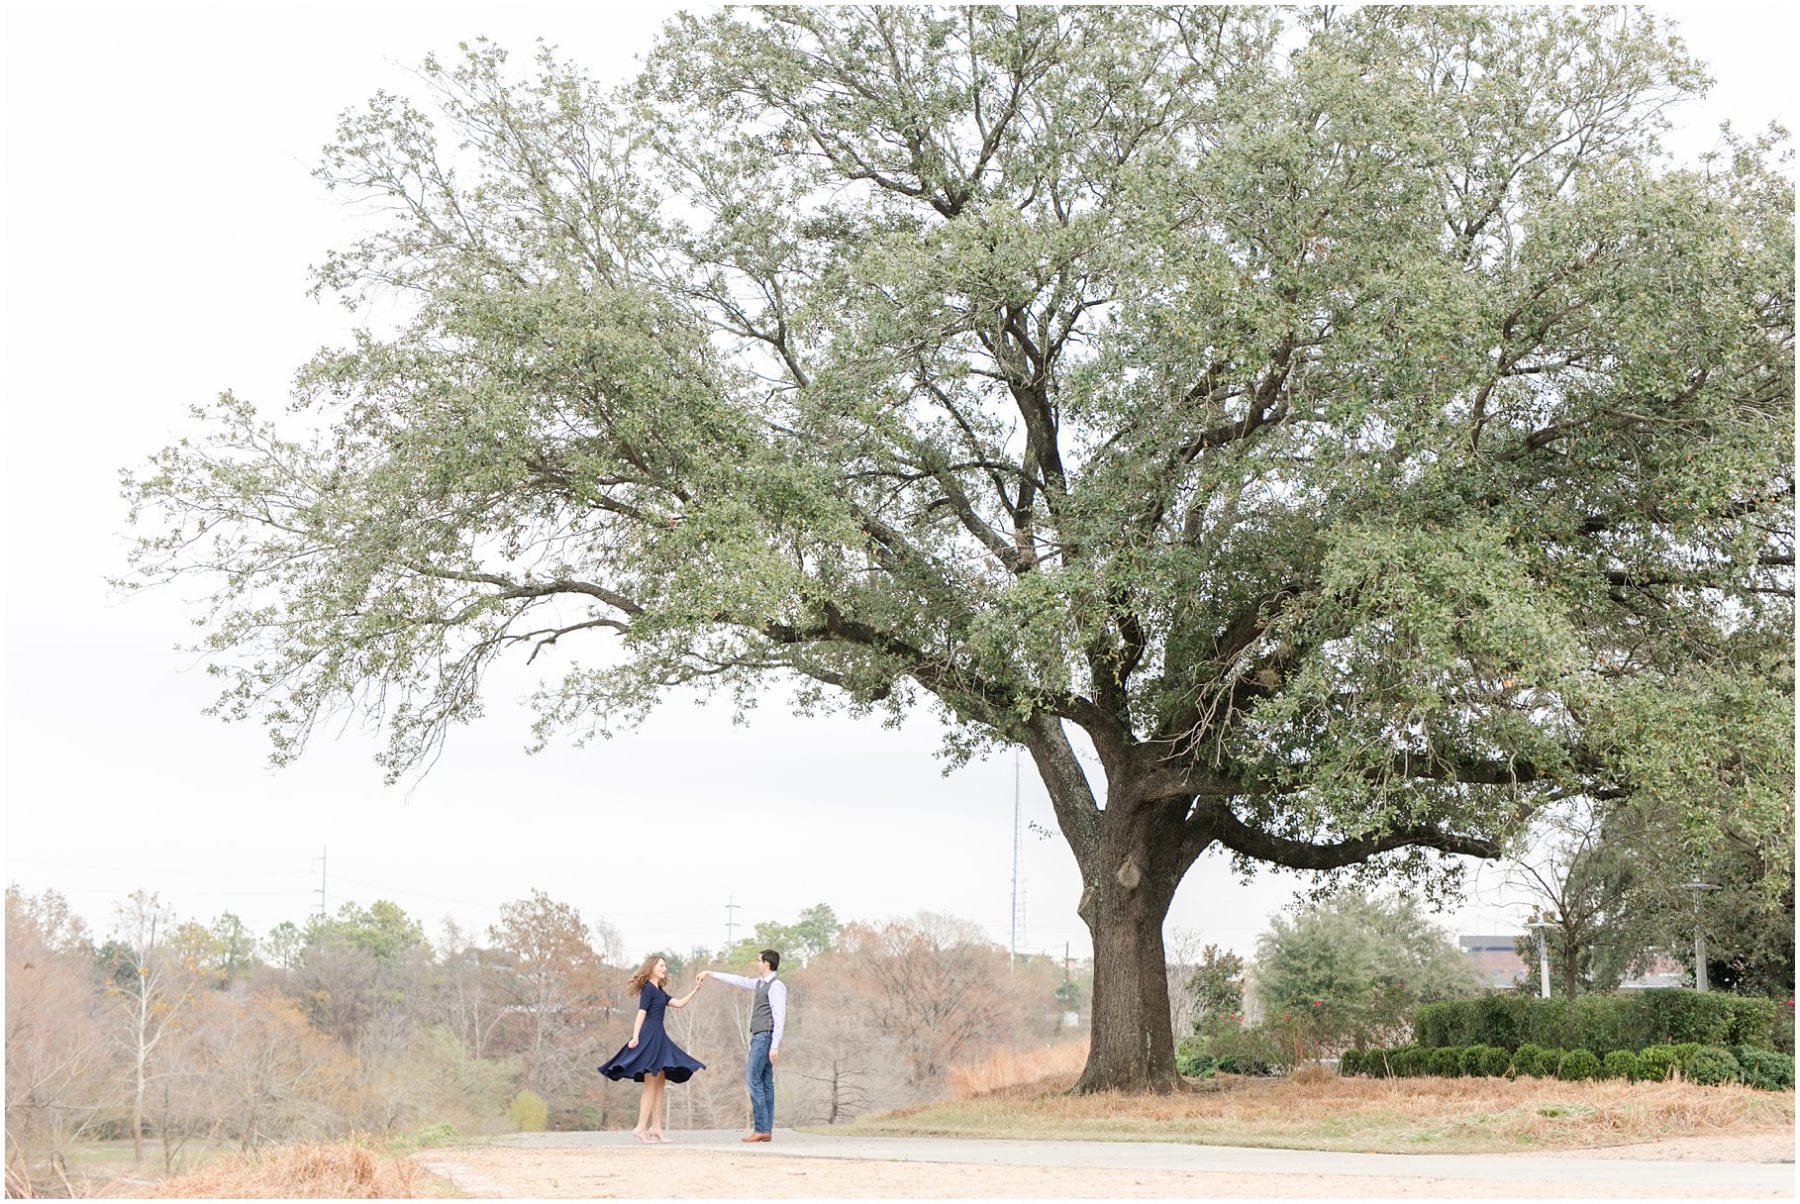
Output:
(751, 977), (775, 1034)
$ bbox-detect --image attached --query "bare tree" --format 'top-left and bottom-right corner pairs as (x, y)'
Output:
(435, 918), (506, 1059)
(830, 915), (1027, 1086)
(105, 891), (203, 1164)
(185, 990), (360, 1150)
(1164, 927), (1206, 1042)
(5, 888), (113, 1192)
(785, 1002), (881, 1125)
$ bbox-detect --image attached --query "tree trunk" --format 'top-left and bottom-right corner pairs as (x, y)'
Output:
(1073, 866), (1185, 1093)
(1070, 780), (1194, 1094)
(1024, 717), (1199, 1095)
(1562, 928), (1581, 1001)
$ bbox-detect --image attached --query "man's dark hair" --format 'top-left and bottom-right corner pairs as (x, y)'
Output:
(760, 949), (781, 972)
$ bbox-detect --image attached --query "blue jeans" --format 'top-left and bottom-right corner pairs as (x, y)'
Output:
(746, 1031), (775, 1134)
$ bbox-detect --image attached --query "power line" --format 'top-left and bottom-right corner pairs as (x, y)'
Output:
(4, 857), (312, 878)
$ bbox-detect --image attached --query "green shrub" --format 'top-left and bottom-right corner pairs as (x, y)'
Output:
(1678, 1045), (1742, 1087)
(1411, 992), (1784, 1055)
(1602, 1050), (1642, 1081)
(1556, 1049), (1603, 1081)
(1426, 1046), (1463, 1077)
(1337, 1048), (1362, 1077)
(386, 1122), (458, 1154)
(1734, 1048), (1795, 1091)
(1512, 1043), (1557, 1078)
(1208, 1024), (1284, 1075)
(1393, 1046), (1429, 1077)
(1571, 994), (1649, 1053)
(1365, 1046), (1400, 1078)
(507, 1088), (548, 1132)
(1413, 1002), (1450, 1048)
(1458, 1044), (1509, 1077)
(1723, 998), (1778, 1050)
(1474, 995), (1533, 1052)
(1176, 1048), (1217, 1077)
(1639, 1044), (1681, 1082)
(1642, 992), (1736, 1047)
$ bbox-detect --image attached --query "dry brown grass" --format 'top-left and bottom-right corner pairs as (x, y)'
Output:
(128, 1141), (452, 1198)
(948, 1040), (1091, 1096)
(846, 1070), (1795, 1155)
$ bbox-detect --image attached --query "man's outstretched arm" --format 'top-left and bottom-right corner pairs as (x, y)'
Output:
(699, 971), (757, 991)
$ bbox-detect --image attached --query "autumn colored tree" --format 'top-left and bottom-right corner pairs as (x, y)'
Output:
(5, 889), (111, 1191)
(486, 890), (618, 1101)
(123, 7), (1793, 1091)
(829, 915), (1051, 1085)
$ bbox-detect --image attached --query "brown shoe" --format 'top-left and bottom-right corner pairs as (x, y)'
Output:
(740, 1132), (771, 1143)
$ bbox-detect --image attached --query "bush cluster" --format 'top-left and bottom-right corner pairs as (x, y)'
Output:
(1175, 1039), (1218, 1078)
(1413, 991), (1779, 1056)
(1736, 1047), (1797, 1091)
(1344, 1041), (1791, 1090)
(506, 1089), (548, 1132)
(1602, 1050), (1642, 1081)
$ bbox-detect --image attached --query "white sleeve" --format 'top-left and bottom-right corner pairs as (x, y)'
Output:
(771, 979), (787, 1050)
(709, 972), (757, 991)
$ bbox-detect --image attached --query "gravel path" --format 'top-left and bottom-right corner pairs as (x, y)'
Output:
(413, 1128), (1795, 1198)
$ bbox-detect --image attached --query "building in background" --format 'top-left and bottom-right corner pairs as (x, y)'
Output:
(1459, 934), (1528, 990)
(1459, 934), (1687, 993)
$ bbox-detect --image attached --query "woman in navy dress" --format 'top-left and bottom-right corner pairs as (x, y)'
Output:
(597, 954), (706, 1142)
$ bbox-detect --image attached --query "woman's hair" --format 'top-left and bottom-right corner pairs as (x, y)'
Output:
(627, 953), (666, 996)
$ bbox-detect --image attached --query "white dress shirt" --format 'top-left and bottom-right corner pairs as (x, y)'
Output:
(710, 971), (786, 1050)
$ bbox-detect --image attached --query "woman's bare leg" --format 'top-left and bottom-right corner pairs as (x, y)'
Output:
(633, 1079), (654, 1141)
(648, 1073), (667, 1139)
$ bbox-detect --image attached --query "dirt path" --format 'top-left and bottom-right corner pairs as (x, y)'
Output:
(414, 1129), (1796, 1199)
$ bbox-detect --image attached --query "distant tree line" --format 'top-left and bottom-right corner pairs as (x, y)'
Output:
(5, 885), (1073, 1192)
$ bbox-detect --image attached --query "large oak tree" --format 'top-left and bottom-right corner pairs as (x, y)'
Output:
(124, 7), (1792, 1091)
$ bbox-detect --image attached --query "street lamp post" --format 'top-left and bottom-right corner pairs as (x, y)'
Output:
(1527, 919), (1557, 999)
(1679, 881), (1721, 992)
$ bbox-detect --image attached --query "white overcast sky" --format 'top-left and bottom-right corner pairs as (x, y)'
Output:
(3, 4), (1792, 966)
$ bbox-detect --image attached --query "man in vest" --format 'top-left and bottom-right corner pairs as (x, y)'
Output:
(698, 949), (786, 1141)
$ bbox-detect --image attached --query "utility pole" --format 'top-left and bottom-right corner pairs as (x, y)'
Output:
(1010, 750), (1021, 970)
(1528, 918), (1556, 999)
(725, 896), (740, 952)
(1680, 881), (1721, 991)
(313, 846), (327, 918)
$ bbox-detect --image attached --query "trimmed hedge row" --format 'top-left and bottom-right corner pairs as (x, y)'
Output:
(1413, 991), (1780, 1055)
(1342, 1041), (1793, 1089)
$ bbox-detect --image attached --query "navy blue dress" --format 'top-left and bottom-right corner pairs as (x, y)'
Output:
(597, 983), (705, 1084)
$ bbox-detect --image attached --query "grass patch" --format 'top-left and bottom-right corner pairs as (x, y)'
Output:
(132, 1141), (456, 1198)
(825, 1070), (1794, 1156)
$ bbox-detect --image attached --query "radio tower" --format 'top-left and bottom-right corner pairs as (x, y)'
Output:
(313, 846), (327, 918)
